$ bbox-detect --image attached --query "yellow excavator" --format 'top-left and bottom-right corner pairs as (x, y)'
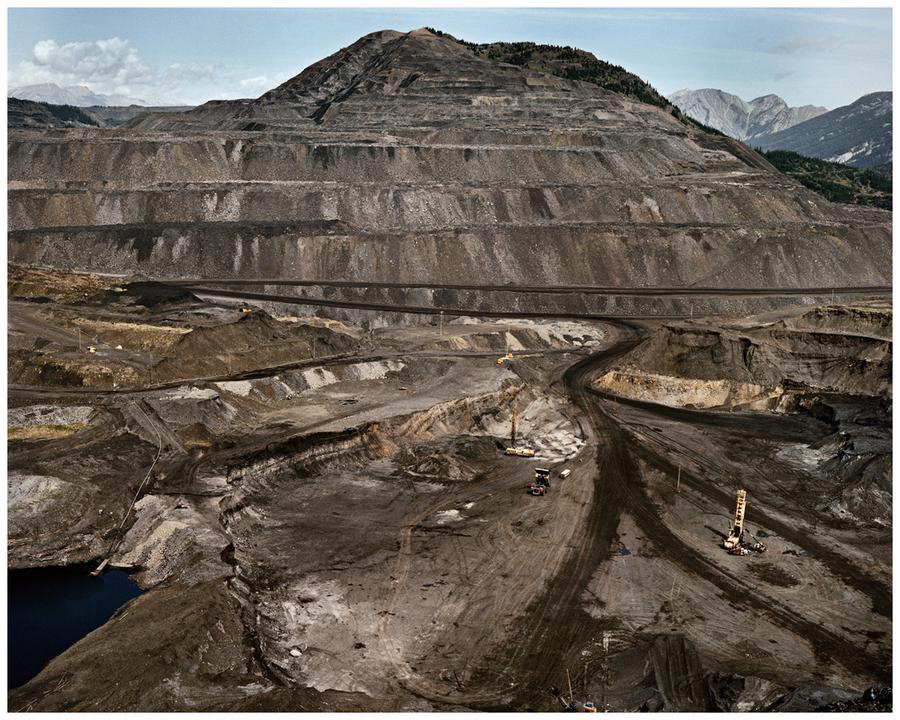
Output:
(722, 489), (766, 555)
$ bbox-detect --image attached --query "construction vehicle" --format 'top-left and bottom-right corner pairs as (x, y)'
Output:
(496, 352), (513, 365)
(527, 467), (551, 496)
(504, 408), (532, 457)
(722, 489), (767, 555)
(551, 670), (594, 712)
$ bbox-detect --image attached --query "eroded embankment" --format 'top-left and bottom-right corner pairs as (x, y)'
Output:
(593, 301), (892, 526)
(8, 118), (892, 297)
(595, 302), (892, 410)
(9, 363), (589, 710)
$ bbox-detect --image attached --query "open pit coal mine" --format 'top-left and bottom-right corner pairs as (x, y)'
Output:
(7, 28), (892, 712)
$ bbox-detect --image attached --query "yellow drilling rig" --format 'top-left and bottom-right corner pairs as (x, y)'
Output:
(722, 489), (766, 556)
(505, 406), (536, 457)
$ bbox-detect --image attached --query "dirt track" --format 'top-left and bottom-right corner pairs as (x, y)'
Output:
(169, 277), (892, 297)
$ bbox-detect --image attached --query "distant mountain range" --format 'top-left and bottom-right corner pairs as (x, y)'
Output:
(669, 88), (891, 171)
(9, 82), (162, 107)
(667, 88), (827, 141)
(9, 97), (192, 129)
(753, 92), (892, 169)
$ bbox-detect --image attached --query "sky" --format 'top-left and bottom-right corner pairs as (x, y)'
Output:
(7, 7), (893, 108)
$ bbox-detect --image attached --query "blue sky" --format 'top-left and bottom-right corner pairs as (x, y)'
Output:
(7, 7), (892, 108)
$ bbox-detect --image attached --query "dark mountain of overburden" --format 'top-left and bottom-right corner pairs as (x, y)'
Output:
(8, 28), (891, 303)
(754, 92), (892, 169)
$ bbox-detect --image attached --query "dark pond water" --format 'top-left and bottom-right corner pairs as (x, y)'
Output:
(8, 564), (142, 689)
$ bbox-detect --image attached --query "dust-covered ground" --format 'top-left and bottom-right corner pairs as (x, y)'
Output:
(7, 266), (891, 712)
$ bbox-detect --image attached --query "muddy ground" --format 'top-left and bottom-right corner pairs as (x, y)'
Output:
(7, 266), (891, 712)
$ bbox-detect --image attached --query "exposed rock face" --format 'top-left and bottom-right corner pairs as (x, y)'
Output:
(668, 88), (826, 141)
(603, 307), (892, 400)
(754, 92), (893, 169)
(7, 29), (892, 303)
(592, 301), (893, 526)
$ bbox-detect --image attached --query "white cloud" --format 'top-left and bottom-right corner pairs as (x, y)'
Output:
(9, 36), (275, 105)
(13, 37), (155, 95)
(240, 75), (269, 90)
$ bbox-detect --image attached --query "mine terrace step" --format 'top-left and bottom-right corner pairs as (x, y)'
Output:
(8, 219), (889, 235)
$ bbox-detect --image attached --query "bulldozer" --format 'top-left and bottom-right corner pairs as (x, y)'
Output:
(722, 489), (766, 555)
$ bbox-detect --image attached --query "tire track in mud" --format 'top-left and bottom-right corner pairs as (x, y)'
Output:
(156, 315), (890, 702)
(377, 482), (515, 705)
(463, 316), (889, 708)
(591, 389), (892, 619)
(610, 421), (890, 684)
(382, 448), (603, 707)
(373, 329), (640, 708)
(432, 322), (647, 708)
(23, 295), (886, 704)
(567, 322), (891, 686)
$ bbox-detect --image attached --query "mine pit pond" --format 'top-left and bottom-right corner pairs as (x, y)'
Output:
(8, 564), (142, 689)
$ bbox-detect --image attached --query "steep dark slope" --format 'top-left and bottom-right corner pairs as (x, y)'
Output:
(8, 28), (892, 301)
(754, 92), (892, 169)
